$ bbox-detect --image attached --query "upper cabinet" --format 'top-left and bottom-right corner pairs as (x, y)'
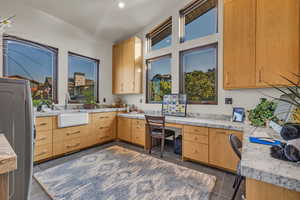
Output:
(112, 36), (142, 94)
(224, 0), (300, 89)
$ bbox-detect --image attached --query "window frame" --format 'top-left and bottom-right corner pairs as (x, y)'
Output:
(2, 35), (59, 103)
(179, 43), (218, 105)
(179, 0), (218, 43)
(146, 17), (172, 52)
(67, 51), (100, 104)
(146, 54), (172, 104)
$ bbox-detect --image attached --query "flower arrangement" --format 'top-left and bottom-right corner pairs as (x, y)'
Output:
(0, 16), (14, 34)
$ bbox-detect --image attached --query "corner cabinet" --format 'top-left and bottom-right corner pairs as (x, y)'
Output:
(224, 0), (300, 89)
(112, 36), (142, 94)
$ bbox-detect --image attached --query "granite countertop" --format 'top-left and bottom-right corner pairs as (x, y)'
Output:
(241, 126), (300, 192)
(118, 113), (244, 131)
(35, 108), (126, 117)
(0, 134), (17, 174)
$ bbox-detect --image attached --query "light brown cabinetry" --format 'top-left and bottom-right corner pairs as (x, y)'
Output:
(224, 0), (300, 89)
(183, 125), (209, 163)
(117, 117), (132, 142)
(209, 128), (242, 171)
(112, 36), (142, 94)
(34, 117), (54, 162)
(131, 119), (146, 146)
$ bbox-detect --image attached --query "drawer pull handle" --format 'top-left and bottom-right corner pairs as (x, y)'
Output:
(37, 136), (47, 141)
(66, 143), (80, 148)
(99, 116), (109, 119)
(39, 123), (47, 126)
(0, 159), (9, 165)
(67, 131), (80, 136)
(99, 136), (109, 140)
(36, 151), (47, 156)
(216, 131), (226, 135)
(99, 127), (109, 130)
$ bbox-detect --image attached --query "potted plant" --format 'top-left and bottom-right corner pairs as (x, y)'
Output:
(82, 90), (97, 109)
(248, 98), (278, 127)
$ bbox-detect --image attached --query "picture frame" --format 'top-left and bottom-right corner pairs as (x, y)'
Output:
(232, 107), (245, 123)
(162, 94), (187, 117)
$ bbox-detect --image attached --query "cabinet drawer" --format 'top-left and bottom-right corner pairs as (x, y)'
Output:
(183, 141), (208, 163)
(35, 117), (53, 131)
(132, 130), (145, 146)
(34, 143), (52, 162)
(92, 112), (116, 123)
(184, 125), (208, 136)
(132, 119), (146, 130)
(35, 130), (52, 146)
(184, 132), (208, 144)
(166, 123), (183, 129)
(53, 138), (82, 156)
(53, 126), (87, 142)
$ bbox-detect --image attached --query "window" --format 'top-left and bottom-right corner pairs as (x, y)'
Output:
(146, 55), (172, 103)
(3, 36), (58, 102)
(180, 44), (217, 104)
(68, 52), (99, 103)
(147, 17), (172, 51)
(180, 0), (218, 42)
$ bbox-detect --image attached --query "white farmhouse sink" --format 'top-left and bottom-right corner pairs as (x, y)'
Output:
(58, 112), (89, 128)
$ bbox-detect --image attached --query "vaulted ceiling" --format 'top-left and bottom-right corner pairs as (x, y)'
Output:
(22, 0), (181, 42)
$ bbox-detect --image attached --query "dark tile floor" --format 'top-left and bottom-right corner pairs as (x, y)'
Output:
(30, 141), (244, 200)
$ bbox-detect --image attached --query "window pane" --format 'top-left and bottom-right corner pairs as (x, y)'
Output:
(184, 7), (217, 41)
(181, 45), (217, 104)
(151, 33), (172, 51)
(4, 39), (57, 102)
(147, 56), (172, 103)
(68, 54), (98, 103)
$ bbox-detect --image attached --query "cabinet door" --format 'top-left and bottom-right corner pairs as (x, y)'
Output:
(256, 0), (300, 86)
(117, 117), (132, 142)
(209, 128), (242, 171)
(132, 119), (146, 146)
(123, 38), (135, 93)
(113, 44), (124, 94)
(223, 0), (256, 89)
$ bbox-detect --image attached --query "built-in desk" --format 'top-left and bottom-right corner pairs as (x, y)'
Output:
(117, 113), (243, 172)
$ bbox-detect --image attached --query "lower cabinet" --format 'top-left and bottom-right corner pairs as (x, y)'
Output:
(209, 128), (243, 171)
(117, 117), (132, 142)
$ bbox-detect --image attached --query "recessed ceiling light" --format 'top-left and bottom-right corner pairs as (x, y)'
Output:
(118, 1), (125, 9)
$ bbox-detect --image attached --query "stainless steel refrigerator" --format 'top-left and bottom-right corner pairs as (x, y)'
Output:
(0, 78), (34, 200)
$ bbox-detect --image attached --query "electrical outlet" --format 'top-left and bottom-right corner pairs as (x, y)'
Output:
(225, 98), (233, 105)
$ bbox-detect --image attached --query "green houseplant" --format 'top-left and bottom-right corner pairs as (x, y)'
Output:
(248, 98), (278, 127)
(82, 90), (97, 109)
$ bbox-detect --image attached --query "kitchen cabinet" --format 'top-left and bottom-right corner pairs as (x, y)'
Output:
(131, 119), (146, 146)
(224, 0), (300, 89)
(34, 117), (54, 162)
(112, 36), (142, 94)
(117, 117), (132, 142)
(209, 128), (243, 171)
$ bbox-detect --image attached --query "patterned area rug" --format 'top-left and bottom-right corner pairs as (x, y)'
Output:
(34, 146), (216, 200)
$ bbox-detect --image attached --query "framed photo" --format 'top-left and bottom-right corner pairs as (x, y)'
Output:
(162, 94), (187, 117)
(232, 107), (245, 122)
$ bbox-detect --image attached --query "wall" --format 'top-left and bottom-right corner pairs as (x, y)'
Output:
(120, 0), (281, 115)
(0, 1), (114, 105)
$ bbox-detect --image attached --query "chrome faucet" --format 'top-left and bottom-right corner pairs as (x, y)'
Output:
(65, 93), (70, 110)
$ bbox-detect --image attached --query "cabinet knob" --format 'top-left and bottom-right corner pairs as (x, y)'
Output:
(39, 123), (47, 126)
(67, 131), (80, 136)
(67, 143), (80, 148)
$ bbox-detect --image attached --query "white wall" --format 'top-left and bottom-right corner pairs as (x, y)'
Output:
(120, 0), (281, 115)
(0, 1), (114, 105)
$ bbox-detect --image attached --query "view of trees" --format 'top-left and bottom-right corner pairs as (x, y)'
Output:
(149, 74), (171, 102)
(184, 68), (216, 103)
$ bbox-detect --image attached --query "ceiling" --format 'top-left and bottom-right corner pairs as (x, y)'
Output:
(23, 0), (181, 42)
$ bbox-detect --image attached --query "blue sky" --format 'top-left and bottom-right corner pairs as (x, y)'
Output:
(148, 56), (171, 80)
(5, 40), (54, 83)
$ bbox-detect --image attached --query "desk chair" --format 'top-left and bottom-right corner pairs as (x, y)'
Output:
(229, 134), (245, 200)
(145, 115), (175, 158)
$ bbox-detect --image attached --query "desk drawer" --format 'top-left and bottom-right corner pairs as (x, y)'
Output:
(34, 143), (52, 162)
(36, 117), (53, 132)
(53, 126), (87, 142)
(35, 130), (52, 146)
(184, 132), (208, 144)
(184, 125), (208, 136)
(183, 141), (208, 163)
